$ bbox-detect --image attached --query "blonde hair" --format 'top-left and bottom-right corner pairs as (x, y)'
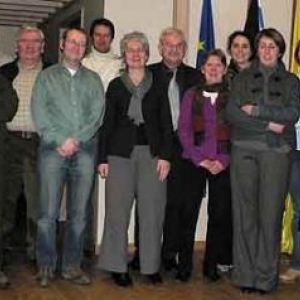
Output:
(17, 25), (45, 41)
(159, 27), (187, 46)
(120, 31), (150, 57)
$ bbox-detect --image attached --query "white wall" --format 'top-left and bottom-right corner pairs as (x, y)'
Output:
(97, 0), (206, 246)
(0, 1), (295, 66)
(188, 0), (294, 67)
(1, 0), (293, 244)
(94, 0), (174, 247)
(104, 0), (174, 63)
(0, 26), (17, 65)
(95, 0), (296, 246)
(0, 26), (17, 55)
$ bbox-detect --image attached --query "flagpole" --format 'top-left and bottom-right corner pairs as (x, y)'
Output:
(289, 0), (297, 71)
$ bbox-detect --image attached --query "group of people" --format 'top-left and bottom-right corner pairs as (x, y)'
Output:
(0, 16), (299, 297)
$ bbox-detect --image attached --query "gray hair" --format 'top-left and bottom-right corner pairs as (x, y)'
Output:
(120, 31), (150, 57)
(17, 24), (45, 41)
(159, 27), (187, 46)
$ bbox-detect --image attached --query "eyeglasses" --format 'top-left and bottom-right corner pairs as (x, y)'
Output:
(125, 48), (146, 55)
(65, 39), (87, 48)
(18, 39), (43, 45)
(162, 42), (185, 51)
(258, 43), (278, 51)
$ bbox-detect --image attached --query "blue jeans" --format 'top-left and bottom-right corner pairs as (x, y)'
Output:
(289, 150), (300, 270)
(36, 137), (97, 271)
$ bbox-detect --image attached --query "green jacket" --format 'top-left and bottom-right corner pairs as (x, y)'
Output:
(31, 64), (105, 147)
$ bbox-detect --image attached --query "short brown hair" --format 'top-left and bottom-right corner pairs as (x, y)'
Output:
(62, 27), (88, 43)
(255, 28), (286, 57)
(201, 48), (227, 68)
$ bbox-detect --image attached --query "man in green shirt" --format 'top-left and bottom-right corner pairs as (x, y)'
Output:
(31, 27), (105, 288)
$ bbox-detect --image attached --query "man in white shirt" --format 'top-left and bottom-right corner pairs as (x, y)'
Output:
(82, 18), (122, 91)
(82, 18), (122, 256)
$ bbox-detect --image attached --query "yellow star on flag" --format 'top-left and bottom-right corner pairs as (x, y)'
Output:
(198, 40), (206, 51)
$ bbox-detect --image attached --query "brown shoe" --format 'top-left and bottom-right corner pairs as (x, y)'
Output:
(62, 267), (91, 285)
(280, 268), (300, 283)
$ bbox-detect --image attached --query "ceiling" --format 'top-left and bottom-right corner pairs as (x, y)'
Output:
(0, 0), (78, 27)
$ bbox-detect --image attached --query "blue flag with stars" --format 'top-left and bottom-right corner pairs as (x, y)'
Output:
(196, 0), (215, 69)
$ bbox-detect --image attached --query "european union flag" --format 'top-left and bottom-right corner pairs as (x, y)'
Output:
(196, 0), (215, 69)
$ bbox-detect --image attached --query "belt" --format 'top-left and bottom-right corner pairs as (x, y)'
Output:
(9, 130), (38, 140)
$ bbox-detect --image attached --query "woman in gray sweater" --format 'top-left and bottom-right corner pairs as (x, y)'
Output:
(227, 28), (300, 294)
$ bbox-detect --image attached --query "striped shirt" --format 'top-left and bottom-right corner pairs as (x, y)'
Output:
(7, 61), (42, 132)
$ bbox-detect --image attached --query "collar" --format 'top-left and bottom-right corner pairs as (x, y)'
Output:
(160, 61), (186, 74)
(59, 62), (84, 77)
(90, 46), (119, 59)
(251, 58), (286, 74)
(18, 60), (42, 71)
(121, 69), (153, 95)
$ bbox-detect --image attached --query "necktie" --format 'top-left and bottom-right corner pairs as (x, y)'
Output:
(168, 69), (180, 130)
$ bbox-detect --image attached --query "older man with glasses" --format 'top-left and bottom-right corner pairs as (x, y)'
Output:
(0, 25), (51, 263)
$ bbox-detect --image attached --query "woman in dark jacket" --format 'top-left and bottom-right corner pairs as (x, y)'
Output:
(97, 31), (173, 287)
(227, 28), (300, 294)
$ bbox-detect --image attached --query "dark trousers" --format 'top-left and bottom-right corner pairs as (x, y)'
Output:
(3, 133), (39, 256)
(203, 168), (232, 273)
(0, 148), (5, 268)
(162, 156), (206, 273)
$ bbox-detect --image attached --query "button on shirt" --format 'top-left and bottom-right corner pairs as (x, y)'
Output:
(31, 64), (105, 146)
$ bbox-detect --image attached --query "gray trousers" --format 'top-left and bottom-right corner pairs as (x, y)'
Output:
(230, 146), (290, 291)
(98, 146), (167, 274)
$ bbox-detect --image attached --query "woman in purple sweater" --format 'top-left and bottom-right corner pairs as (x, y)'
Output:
(178, 49), (232, 282)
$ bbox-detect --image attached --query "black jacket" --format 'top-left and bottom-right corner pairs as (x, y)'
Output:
(0, 58), (52, 83)
(98, 73), (173, 163)
(149, 61), (202, 103)
(0, 73), (18, 145)
(0, 59), (51, 144)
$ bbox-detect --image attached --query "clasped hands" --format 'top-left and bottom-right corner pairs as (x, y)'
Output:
(56, 137), (79, 157)
(199, 159), (224, 175)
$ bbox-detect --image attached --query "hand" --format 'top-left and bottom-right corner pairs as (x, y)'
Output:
(57, 138), (79, 156)
(241, 104), (254, 116)
(268, 122), (285, 134)
(156, 159), (170, 181)
(200, 159), (224, 175)
(199, 159), (214, 171)
(209, 160), (225, 175)
(98, 163), (109, 178)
